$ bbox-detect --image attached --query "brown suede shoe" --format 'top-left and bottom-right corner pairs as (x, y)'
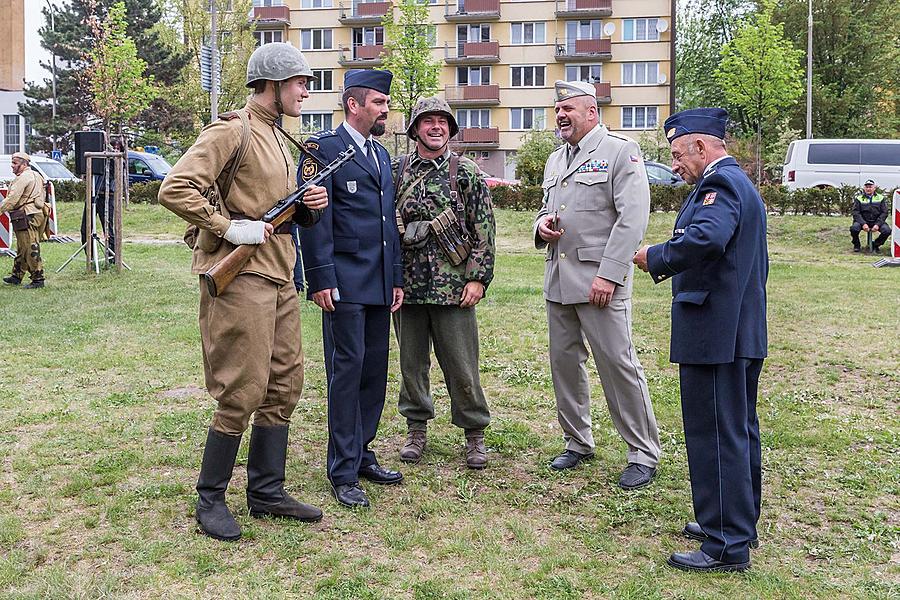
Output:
(465, 433), (487, 469)
(399, 430), (426, 463)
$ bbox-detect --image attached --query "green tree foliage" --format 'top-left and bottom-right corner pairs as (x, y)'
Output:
(638, 126), (670, 163)
(20, 0), (190, 152)
(773, 0), (900, 138)
(514, 130), (562, 185)
(381, 0), (441, 125)
(86, 2), (156, 132)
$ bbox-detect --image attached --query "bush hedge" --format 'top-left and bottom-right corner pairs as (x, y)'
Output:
(52, 180), (162, 205)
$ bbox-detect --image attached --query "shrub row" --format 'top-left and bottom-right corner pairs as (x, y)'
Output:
(53, 180), (162, 205)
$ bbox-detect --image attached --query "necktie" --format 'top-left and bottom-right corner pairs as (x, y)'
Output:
(567, 144), (580, 167)
(366, 139), (380, 174)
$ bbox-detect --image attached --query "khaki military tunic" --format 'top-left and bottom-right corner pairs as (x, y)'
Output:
(160, 99), (307, 434)
(2, 168), (47, 281)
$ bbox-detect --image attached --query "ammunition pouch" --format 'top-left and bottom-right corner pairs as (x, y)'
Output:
(402, 220), (432, 250)
(8, 208), (29, 232)
(430, 207), (472, 267)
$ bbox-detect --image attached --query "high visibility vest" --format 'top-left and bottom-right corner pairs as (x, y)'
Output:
(857, 193), (884, 204)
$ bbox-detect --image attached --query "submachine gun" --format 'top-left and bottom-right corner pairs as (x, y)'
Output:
(203, 144), (356, 297)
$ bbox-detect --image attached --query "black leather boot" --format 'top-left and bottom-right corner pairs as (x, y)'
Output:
(195, 428), (242, 541)
(246, 424), (323, 522)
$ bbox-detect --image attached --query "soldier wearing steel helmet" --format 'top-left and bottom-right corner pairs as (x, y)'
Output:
(391, 97), (496, 470)
(160, 42), (328, 541)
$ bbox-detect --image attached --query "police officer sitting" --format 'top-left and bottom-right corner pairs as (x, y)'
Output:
(850, 179), (890, 253)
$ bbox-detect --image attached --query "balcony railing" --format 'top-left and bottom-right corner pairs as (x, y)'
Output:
(338, 44), (386, 66)
(339, 1), (390, 24)
(445, 84), (501, 105)
(444, 40), (501, 64)
(453, 127), (500, 146)
(445, 0), (501, 21)
(554, 0), (612, 18)
(251, 5), (290, 23)
(593, 81), (611, 103)
(554, 38), (612, 61)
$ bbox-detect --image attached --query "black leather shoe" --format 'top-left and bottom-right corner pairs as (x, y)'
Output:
(2, 275), (21, 285)
(358, 463), (403, 485)
(22, 280), (45, 289)
(853, 246), (861, 253)
(549, 449), (594, 471)
(332, 483), (370, 508)
(618, 463), (656, 489)
(682, 522), (760, 549)
(667, 550), (750, 573)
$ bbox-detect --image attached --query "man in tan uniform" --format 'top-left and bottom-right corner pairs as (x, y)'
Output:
(160, 43), (328, 541)
(2, 152), (48, 289)
(534, 81), (661, 489)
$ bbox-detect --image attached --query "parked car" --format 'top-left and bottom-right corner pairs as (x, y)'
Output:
(645, 161), (685, 186)
(127, 150), (172, 185)
(0, 154), (79, 184)
(783, 138), (900, 190)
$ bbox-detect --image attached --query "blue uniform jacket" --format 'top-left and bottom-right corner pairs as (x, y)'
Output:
(298, 123), (402, 305)
(647, 157), (768, 365)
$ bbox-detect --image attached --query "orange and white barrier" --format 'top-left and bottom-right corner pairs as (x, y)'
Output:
(0, 187), (12, 257)
(892, 190), (899, 259)
(46, 181), (59, 237)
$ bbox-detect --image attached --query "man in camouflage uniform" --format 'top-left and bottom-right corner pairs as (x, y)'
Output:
(2, 152), (48, 289)
(392, 97), (496, 469)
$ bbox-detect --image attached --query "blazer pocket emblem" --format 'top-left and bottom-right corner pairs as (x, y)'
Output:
(347, 181), (357, 193)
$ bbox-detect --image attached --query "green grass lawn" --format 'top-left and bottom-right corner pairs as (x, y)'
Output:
(0, 204), (897, 599)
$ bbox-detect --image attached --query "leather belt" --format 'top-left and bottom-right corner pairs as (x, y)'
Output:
(230, 213), (292, 235)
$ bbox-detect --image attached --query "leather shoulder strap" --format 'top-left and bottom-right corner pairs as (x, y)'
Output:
(218, 109), (251, 214)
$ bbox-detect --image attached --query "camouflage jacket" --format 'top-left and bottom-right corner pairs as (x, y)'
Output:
(392, 149), (496, 305)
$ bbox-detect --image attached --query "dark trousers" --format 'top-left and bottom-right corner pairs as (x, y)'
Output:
(323, 302), (390, 486)
(850, 222), (890, 248)
(80, 192), (117, 255)
(679, 358), (764, 564)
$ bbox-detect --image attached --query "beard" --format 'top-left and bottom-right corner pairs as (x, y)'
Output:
(370, 121), (386, 136)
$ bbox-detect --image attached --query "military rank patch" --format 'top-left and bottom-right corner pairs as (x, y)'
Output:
(301, 157), (319, 181)
(305, 141), (319, 150)
(703, 192), (717, 205)
(577, 159), (608, 173)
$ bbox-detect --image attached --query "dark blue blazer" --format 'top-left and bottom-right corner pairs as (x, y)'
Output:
(298, 123), (402, 306)
(647, 157), (768, 365)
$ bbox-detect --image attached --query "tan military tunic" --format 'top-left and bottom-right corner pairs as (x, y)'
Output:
(2, 168), (47, 281)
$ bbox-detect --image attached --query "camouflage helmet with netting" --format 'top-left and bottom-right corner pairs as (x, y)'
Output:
(406, 97), (459, 139)
(246, 42), (315, 87)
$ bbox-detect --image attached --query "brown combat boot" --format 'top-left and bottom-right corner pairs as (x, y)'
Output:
(399, 429), (426, 463)
(465, 431), (487, 470)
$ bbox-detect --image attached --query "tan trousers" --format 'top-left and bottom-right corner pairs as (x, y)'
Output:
(547, 299), (660, 467)
(12, 212), (46, 281)
(199, 274), (304, 435)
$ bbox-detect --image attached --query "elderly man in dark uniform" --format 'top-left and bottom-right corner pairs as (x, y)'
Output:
(634, 108), (768, 572)
(299, 69), (404, 509)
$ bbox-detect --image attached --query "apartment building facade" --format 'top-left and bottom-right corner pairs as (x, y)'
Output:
(252, 0), (674, 178)
(0, 0), (27, 155)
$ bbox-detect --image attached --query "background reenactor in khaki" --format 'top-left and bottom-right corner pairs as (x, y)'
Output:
(2, 152), (48, 289)
(534, 81), (661, 489)
(160, 43), (328, 541)
(392, 98), (496, 469)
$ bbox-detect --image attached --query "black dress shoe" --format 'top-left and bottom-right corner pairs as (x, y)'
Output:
(682, 522), (760, 549)
(667, 550), (750, 573)
(549, 449), (594, 471)
(618, 463), (656, 489)
(358, 463), (403, 485)
(332, 483), (370, 508)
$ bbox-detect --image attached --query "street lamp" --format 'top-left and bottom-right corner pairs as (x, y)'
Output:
(44, 0), (58, 152)
(806, 0), (812, 139)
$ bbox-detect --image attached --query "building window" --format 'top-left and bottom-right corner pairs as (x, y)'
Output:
(301, 0), (332, 7)
(458, 24), (491, 44)
(622, 62), (659, 85)
(566, 20), (601, 41)
(457, 66), (491, 85)
(510, 22), (545, 45)
(301, 112), (333, 132)
(622, 106), (658, 129)
(253, 0), (283, 6)
(623, 18), (660, 41)
(456, 109), (491, 128)
(253, 30), (283, 46)
(353, 26), (384, 47)
(309, 70), (333, 91)
(301, 28), (333, 50)
(4, 115), (20, 154)
(566, 64), (602, 83)
(510, 108), (545, 130)
(511, 66), (545, 87)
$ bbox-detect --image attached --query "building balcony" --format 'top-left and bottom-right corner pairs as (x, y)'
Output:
(445, 84), (501, 106)
(251, 5), (290, 25)
(554, 0), (612, 18)
(444, 0), (501, 22)
(339, 1), (390, 25)
(594, 81), (612, 103)
(452, 127), (500, 147)
(444, 41), (500, 64)
(338, 44), (385, 66)
(554, 38), (612, 62)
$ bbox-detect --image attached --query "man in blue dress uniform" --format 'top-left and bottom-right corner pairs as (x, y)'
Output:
(299, 69), (405, 508)
(634, 108), (768, 572)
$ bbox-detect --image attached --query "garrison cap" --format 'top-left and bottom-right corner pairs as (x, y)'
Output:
(344, 69), (393, 95)
(11, 151), (31, 163)
(664, 108), (729, 143)
(554, 80), (596, 102)
(864, 178), (876, 185)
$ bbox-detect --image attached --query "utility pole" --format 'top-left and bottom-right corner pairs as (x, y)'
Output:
(806, 0), (813, 139)
(210, 0), (219, 121)
(44, 0), (58, 153)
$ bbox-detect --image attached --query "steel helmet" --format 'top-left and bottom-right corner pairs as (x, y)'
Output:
(406, 97), (459, 140)
(246, 42), (315, 87)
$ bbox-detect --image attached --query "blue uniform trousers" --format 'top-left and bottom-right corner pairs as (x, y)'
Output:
(679, 358), (763, 564)
(323, 301), (391, 486)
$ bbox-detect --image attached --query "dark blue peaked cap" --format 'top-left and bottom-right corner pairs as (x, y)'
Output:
(664, 108), (729, 142)
(344, 69), (393, 95)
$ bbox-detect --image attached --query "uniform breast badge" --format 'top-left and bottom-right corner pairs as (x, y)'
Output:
(301, 157), (319, 181)
(703, 192), (717, 206)
(347, 181), (357, 193)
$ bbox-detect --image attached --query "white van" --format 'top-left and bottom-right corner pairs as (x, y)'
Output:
(782, 139), (900, 190)
(0, 154), (80, 184)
